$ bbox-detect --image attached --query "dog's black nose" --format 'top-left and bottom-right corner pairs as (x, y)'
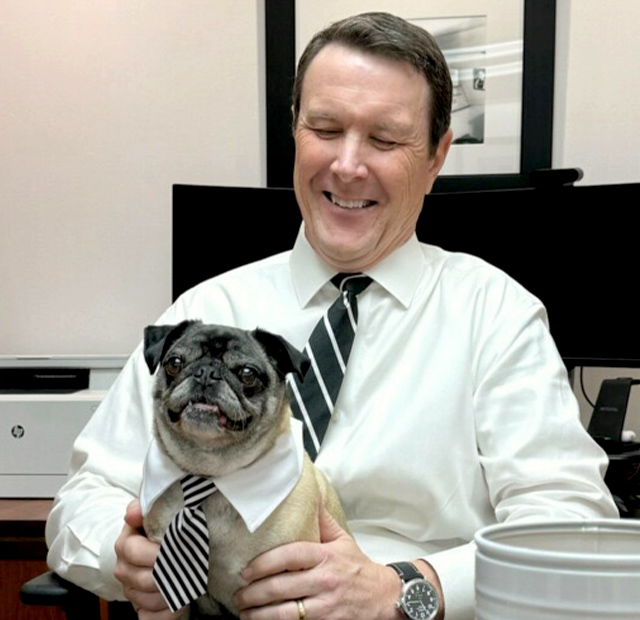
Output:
(194, 364), (223, 385)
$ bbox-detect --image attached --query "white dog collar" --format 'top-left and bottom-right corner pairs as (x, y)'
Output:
(140, 418), (305, 533)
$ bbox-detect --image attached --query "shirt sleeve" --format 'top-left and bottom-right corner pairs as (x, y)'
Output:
(45, 342), (155, 599)
(473, 301), (616, 523)
(425, 291), (617, 620)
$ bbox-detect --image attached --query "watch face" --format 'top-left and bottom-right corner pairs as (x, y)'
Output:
(402, 580), (439, 620)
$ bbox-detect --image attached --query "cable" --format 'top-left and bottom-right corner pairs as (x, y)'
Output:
(580, 366), (596, 409)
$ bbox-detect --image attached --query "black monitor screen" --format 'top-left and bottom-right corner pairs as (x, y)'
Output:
(173, 183), (640, 369)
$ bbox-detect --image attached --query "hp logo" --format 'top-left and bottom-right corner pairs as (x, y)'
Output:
(11, 425), (25, 439)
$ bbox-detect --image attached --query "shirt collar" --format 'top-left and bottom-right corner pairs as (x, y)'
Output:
(290, 224), (425, 309)
(140, 418), (305, 533)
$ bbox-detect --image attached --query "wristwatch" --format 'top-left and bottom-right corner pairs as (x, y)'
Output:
(387, 561), (441, 620)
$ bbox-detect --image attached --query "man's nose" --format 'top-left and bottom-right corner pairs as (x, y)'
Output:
(329, 136), (368, 182)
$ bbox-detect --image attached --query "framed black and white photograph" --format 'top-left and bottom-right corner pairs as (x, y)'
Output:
(265, 0), (555, 189)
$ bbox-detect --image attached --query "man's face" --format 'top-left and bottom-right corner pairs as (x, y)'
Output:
(294, 44), (451, 272)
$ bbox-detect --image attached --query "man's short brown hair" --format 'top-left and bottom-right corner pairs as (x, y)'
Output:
(292, 12), (452, 156)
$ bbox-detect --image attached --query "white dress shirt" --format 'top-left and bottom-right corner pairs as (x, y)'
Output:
(46, 227), (617, 620)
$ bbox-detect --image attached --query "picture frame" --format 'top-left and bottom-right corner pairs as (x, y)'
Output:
(265, 0), (556, 191)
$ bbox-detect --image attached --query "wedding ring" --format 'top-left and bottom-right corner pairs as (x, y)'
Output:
(297, 599), (307, 620)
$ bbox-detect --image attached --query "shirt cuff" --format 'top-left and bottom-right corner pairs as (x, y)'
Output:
(424, 542), (475, 620)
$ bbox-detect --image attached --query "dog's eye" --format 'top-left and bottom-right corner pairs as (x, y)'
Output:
(237, 366), (259, 387)
(164, 355), (184, 376)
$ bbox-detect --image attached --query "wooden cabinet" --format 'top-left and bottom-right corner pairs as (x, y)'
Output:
(0, 500), (66, 620)
(0, 559), (67, 620)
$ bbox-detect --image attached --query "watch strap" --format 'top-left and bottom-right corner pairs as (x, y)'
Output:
(387, 561), (423, 583)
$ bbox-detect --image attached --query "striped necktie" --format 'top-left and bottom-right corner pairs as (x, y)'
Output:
(153, 475), (218, 612)
(288, 273), (372, 460)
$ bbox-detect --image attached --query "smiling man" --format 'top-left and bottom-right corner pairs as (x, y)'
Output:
(292, 42), (450, 273)
(46, 12), (617, 620)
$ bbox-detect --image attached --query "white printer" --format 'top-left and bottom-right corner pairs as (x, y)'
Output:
(0, 355), (127, 497)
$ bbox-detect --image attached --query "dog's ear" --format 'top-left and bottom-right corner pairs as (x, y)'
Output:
(143, 320), (199, 374)
(252, 328), (310, 381)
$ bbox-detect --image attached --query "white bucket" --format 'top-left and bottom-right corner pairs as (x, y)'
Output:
(475, 519), (640, 620)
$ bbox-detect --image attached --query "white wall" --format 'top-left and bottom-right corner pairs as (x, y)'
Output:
(554, 0), (640, 185)
(1, 1), (638, 375)
(0, 1), (265, 355)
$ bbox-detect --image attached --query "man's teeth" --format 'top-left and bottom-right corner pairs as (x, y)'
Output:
(328, 193), (374, 209)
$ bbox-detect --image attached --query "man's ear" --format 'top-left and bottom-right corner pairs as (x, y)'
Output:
(424, 128), (453, 195)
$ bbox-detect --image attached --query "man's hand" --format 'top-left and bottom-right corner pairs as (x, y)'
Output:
(233, 505), (403, 620)
(114, 499), (184, 620)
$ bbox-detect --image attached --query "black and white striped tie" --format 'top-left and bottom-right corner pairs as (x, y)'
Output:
(288, 273), (372, 460)
(153, 475), (218, 612)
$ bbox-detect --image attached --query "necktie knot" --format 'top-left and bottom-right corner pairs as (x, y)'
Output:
(180, 475), (217, 508)
(331, 273), (373, 297)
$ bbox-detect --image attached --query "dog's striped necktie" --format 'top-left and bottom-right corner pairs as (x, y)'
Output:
(153, 475), (218, 612)
(288, 273), (372, 460)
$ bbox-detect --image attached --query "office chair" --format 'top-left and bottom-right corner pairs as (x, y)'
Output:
(20, 570), (137, 619)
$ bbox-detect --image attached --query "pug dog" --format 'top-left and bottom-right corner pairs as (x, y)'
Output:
(141, 320), (347, 619)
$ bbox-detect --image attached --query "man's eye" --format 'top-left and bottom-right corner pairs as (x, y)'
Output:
(237, 366), (259, 387)
(164, 356), (184, 376)
(371, 136), (397, 150)
(313, 128), (340, 139)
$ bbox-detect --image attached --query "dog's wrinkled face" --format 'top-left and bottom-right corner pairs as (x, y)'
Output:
(144, 321), (308, 475)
